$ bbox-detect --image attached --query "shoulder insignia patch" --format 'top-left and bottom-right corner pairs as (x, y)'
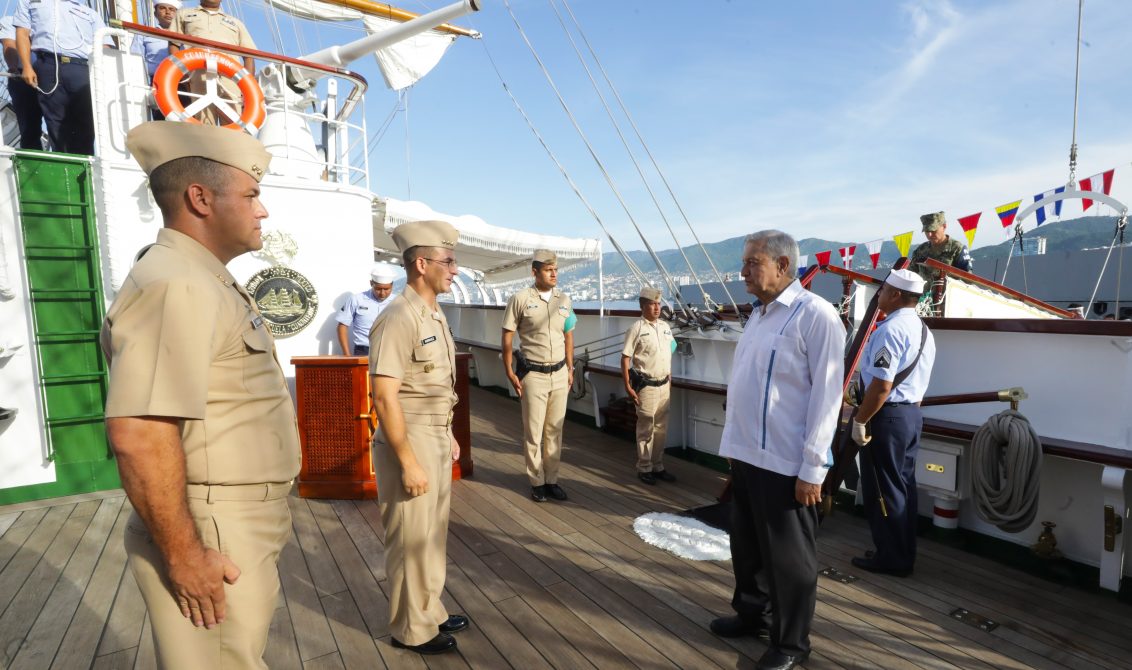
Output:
(873, 347), (891, 369)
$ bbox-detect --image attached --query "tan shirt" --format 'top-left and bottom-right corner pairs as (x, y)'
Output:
(101, 228), (301, 485)
(171, 8), (255, 50)
(369, 285), (458, 419)
(502, 286), (572, 364)
(622, 318), (674, 379)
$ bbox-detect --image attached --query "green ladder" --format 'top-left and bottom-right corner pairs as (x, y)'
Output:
(0, 154), (121, 504)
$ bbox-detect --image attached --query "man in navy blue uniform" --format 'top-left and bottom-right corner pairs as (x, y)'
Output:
(1, 14), (43, 149)
(13, 0), (106, 155)
(850, 268), (936, 577)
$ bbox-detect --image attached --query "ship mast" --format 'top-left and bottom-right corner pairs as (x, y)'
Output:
(1067, 0), (1084, 187)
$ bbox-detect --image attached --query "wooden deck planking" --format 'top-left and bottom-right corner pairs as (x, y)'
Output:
(0, 386), (1129, 668)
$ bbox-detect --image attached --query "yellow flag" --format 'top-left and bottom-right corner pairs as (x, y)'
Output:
(893, 231), (914, 257)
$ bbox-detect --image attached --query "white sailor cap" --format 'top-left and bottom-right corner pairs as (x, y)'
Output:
(370, 263), (398, 284)
(885, 268), (926, 294)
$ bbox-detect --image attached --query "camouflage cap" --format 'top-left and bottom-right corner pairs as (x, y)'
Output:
(533, 249), (557, 265)
(126, 121), (271, 182)
(920, 211), (946, 232)
(639, 287), (661, 302)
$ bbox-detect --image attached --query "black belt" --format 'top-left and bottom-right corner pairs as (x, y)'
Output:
(34, 50), (87, 64)
(525, 359), (566, 374)
(634, 371), (670, 387)
(882, 401), (915, 407)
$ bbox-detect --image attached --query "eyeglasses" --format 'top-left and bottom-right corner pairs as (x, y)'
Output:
(423, 257), (458, 269)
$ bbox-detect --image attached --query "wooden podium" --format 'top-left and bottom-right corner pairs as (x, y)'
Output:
(292, 353), (473, 499)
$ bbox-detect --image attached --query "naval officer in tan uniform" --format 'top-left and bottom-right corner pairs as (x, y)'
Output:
(621, 287), (677, 485)
(169, 0), (256, 125)
(369, 220), (468, 655)
(501, 249), (576, 502)
(102, 122), (299, 669)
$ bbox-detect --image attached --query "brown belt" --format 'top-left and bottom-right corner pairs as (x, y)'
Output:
(403, 411), (454, 426)
(186, 481), (293, 502)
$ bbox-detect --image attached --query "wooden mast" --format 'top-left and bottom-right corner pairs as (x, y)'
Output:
(315, 0), (478, 37)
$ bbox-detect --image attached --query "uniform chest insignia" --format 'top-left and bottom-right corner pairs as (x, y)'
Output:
(420, 307), (427, 317)
(421, 336), (436, 345)
(251, 315), (264, 329)
(873, 347), (892, 369)
(358, 306), (368, 311)
(526, 303), (539, 310)
(558, 306), (569, 314)
(423, 363), (435, 373)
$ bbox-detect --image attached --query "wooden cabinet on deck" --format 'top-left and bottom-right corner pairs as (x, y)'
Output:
(291, 353), (474, 499)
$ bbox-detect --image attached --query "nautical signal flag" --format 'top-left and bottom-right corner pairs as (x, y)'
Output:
(957, 213), (980, 247)
(892, 231), (913, 258)
(799, 254), (809, 269)
(839, 245), (856, 268)
(995, 200), (1021, 228)
(864, 239), (883, 269)
(815, 250), (832, 266)
(1080, 169), (1115, 211)
(1033, 187), (1065, 225)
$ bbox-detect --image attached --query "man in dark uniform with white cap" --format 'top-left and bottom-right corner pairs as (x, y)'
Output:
(102, 122), (300, 668)
(369, 220), (469, 655)
(850, 268), (936, 577)
(336, 262), (397, 355)
(621, 286), (677, 484)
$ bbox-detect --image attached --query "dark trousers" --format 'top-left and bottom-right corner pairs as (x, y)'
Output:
(860, 403), (922, 570)
(7, 74), (43, 150)
(729, 460), (819, 657)
(352, 344), (369, 356)
(33, 56), (94, 155)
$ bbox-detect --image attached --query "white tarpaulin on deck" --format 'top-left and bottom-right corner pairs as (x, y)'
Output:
(374, 197), (601, 283)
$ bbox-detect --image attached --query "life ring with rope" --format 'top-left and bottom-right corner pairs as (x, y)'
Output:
(152, 48), (265, 134)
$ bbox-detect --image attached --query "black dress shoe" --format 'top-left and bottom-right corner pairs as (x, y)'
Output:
(637, 472), (657, 485)
(391, 632), (457, 655)
(709, 615), (770, 640)
(653, 469), (676, 483)
(851, 556), (912, 577)
(439, 614), (469, 634)
(756, 648), (809, 670)
(545, 483), (568, 501)
(0, 407), (15, 421)
(531, 486), (548, 502)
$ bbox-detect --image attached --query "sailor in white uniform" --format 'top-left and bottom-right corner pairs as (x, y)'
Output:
(337, 262), (398, 356)
(850, 268), (936, 577)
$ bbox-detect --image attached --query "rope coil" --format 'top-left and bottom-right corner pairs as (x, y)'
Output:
(969, 409), (1042, 533)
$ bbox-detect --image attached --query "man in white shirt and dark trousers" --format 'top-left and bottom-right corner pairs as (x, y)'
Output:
(849, 269), (936, 577)
(710, 230), (846, 670)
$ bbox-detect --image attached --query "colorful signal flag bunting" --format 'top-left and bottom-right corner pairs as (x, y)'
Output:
(957, 212), (981, 247)
(864, 239), (883, 269)
(814, 250), (832, 266)
(892, 231), (914, 258)
(995, 200), (1021, 228)
(1081, 169), (1115, 211)
(839, 245), (856, 268)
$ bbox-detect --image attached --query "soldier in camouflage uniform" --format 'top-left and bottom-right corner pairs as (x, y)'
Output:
(910, 211), (972, 286)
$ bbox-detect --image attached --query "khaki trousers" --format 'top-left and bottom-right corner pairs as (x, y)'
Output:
(520, 366), (568, 486)
(187, 73), (243, 125)
(635, 383), (671, 472)
(375, 421), (452, 645)
(125, 494), (292, 669)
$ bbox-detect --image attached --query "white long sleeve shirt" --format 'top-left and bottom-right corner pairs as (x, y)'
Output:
(719, 280), (846, 485)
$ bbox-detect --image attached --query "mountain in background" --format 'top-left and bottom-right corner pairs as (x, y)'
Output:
(559, 215), (1123, 279)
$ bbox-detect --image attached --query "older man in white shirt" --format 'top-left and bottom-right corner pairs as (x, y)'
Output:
(709, 230), (845, 670)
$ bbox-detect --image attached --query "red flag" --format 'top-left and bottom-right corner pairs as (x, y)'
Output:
(1081, 168), (1116, 211)
(957, 212), (981, 248)
(815, 250), (832, 266)
(839, 245), (856, 268)
(864, 239), (883, 269)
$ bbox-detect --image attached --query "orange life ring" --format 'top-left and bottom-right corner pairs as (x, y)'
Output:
(152, 48), (266, 134)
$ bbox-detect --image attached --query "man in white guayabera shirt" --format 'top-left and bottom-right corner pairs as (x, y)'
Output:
(709, 229), (845, 670)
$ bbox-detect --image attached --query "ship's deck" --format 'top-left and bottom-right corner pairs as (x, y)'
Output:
(1, 386), (1130, 669)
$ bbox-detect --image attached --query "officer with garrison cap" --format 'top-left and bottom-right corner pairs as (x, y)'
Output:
(850, 268), (936, 577)
(621, 286), (677, 484)
(336, 262), (398, 356)
(502, 249), (576, 503)
(102, 122), (300, 668)
(369, 220), (469, 655)
(13, 0), (107, 154)
(910, 211), (972, 286)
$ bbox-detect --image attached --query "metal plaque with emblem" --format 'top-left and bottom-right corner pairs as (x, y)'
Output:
(245, 267), (319, 338)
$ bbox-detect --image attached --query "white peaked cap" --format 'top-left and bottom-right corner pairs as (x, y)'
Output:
(885, 268), (925, 294)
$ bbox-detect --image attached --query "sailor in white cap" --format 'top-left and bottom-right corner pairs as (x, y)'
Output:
(850, 268), (936, 577)
(132, 0), (181, 84)
(336, 261), (399, 356)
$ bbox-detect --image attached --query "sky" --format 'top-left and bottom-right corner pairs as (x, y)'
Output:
(151, 0), (1132, 253)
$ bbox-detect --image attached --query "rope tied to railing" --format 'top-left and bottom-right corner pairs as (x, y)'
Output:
(969, 409), (1042, 533)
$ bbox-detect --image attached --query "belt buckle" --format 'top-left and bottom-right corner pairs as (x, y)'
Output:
(447, 410), (454, 427)
(60, 56), (71, 64)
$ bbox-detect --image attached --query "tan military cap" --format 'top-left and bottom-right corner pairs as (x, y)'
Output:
(533, 249), (557, 265)
(920, 211), (946, 232)
(639, 287), (661, 302)
(126, 121), (272, 182)
(391, 219), (459, 252)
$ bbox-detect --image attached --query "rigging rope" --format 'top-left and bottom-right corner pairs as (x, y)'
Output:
(470, 20), (653, 291)
(969, 409), (1042, 533)
(501, 0), (693, 320)
(1085, 213), (1127, 318)
(556, 0), (743, 319)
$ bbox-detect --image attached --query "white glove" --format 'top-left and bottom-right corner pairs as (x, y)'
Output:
(851, 420), (871, 446)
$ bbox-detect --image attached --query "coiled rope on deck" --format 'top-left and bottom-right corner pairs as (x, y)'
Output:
(969, 409), (1042, 533)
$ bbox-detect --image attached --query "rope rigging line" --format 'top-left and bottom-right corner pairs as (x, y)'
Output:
(1086, 213), (1127, 319)
(968, 409), (1042, 533)
(470, 20), (655, 293)
(556, 0), (742, 319)
(547, 0), (711, 310)
(501, 0), (693, 320)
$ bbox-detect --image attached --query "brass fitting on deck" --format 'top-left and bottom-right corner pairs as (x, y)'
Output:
(996, 387), (1028, 411)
